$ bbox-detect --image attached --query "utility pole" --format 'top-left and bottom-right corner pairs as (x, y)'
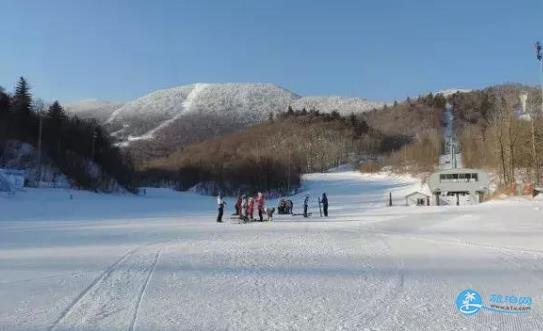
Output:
(533, 42), (543, 185)
(537, 42), (543, 114)
(37, 109), (43, 187)
(403, 145), (407, 171)
(450, 136), (455, 169)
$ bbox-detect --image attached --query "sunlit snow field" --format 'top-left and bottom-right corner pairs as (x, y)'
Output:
(1, 170), (542, 330)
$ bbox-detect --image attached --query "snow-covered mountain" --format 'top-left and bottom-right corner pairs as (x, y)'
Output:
(434, 88), (472, 97)
(103, 83), (303, 142)
(64, 99), (124, 123)
(65, 83), (385, 159)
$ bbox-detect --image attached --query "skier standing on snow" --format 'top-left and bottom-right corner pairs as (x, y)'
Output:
(235, 195), (242, 216)
(321, 193), (328, 217)
(287, 199), (293, 214)
(241, 194), (248, 221)
(248, 197), (255, 221)
(303, 194), (310, 218)
(217, 193), (226, 223)
(256, 192), (265, 222)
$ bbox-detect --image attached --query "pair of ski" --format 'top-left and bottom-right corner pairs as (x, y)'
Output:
(291, 213), (313, 217)
(292, 199), (321, 217)
(291, 200), (322, 217)
(229, 216), (270, 224)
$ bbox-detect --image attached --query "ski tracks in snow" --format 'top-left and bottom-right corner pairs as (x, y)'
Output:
(128, 250), (161, 331)
(48, 244), (163, 331)
(363, 223), (543, 330)
(353, 228), (410, 329)
(47, 248), (138, 331)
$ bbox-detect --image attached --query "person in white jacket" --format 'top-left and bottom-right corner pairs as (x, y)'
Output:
(240, 194), (248, 221)
(217, 193), (226, 223)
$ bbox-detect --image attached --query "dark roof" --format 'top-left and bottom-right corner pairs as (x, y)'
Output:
(405, 191), (430, 198)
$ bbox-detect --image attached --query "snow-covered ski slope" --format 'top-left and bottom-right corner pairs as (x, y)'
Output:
(1, 170), (543, 330)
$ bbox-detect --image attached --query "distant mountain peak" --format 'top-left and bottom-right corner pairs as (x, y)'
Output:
(434, 88), (472, 97)
(65, 82), (386, 150)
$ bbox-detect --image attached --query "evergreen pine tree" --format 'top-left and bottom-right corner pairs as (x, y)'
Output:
(0, 86), (10, 114)
(12, 77), (32, 115)
(45, 101), (67, 155)
(0, 86), (10, 140)
(47, 101), (66, 122)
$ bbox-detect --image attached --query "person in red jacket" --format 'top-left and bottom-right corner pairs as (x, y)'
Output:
(248, 197), (255, 221)
(256, 192), (265, 222)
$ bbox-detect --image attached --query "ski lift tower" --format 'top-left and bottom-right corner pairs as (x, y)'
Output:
(533, 41), (543, 185)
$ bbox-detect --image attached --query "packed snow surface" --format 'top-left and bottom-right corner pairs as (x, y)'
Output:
(1, 170), (543, 330)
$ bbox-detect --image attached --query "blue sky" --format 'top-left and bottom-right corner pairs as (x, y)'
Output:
(1, 0), (542, 103)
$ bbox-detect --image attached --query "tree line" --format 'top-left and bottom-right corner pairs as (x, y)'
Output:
(0, 77), (135, 191)
(360, 94), (445, 173)
(367, 84), (543, 189)
(452, 85), (543, 187)
(140, 109), (384, 195)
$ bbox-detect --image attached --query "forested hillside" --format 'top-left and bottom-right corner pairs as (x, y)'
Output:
(140, 109), (383, 194)
(136, 94), (449, 194)
(4, 76), (539, 194)
(96, 83), (385, 163)
(451, 84), (543, 186)
(368, 84), (543, 188)
(360, 94), (445, 172)
(0, 78), (135, 191)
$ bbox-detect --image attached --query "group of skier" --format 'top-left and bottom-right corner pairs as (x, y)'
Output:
(235, 192), (266, 222)
(277, 199), (294, 214)
(216, 192), (329, 222)
(216, 192), (267, 223)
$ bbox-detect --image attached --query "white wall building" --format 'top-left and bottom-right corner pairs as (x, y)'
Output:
(405, 191), (430, 206)
(427, 168), (490, 205)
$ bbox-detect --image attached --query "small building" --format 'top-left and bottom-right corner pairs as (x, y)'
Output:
(427, 168), (490, 205)
(405, 191), (430, 206)
(0, 168), (26, 191)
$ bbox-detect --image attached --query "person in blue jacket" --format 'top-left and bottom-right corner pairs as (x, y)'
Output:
(303, 195), (310, 218)
(321, 193), (328, 217)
